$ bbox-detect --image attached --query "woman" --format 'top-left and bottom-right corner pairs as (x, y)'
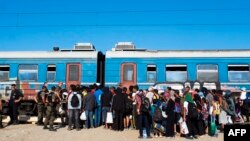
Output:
(162, 92), (175, 137)
(123, 87), (133, 129)
(183, 93), (199, 139)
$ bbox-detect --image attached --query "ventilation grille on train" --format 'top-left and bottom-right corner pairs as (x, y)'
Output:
(115, 42), (135, 51)
(74, 43), (96, 51)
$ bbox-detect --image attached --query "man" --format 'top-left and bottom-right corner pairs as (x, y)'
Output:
(34, 86), (46, 125)
(0, 96), (3, 128)
(136, 90), (152, 138)
(82, 85), (96, 128)
(240, 87), (249, 122)
(132, 85), (139, 129)
(43, 86), (58, 131)
(67, 84), (82, 131)
(101, 87), (112, 128)
(93, 83), (103, 127)
(146, 87), (154, 104)
(224, 90), (237, 121)
(55, 82), (63, 120)
(112, 88), (126, 131)
(8, 84), (23, 125)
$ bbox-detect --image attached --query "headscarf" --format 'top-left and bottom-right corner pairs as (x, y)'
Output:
(185, 93), (194, 103)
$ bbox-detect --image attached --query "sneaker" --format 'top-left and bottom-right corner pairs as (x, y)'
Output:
(49, 128), (56, 131)
(43, 126), (49, 130)
(37, 122), (44, 126)
(194, 135), (199, 139)
(67, 127), (72, 131)
(8, 121), (13, 125)
(147, 136), (153, 139)
(12, 122), (19, 125)
(186, 136), (194, 139)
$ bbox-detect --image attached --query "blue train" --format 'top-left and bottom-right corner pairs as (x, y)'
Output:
(0, 43), (105, 115)
(106, 42), (250, 92)
(0, 42), (250, 115)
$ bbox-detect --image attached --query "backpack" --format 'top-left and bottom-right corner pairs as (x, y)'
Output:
(188, 102), (198, 119)
(47, 92), (54, 103)
(37, 91), (43, 103)
(71, 94), (80, 107)
(174, 103), (181, 113)
(140, 95), (151, 113)
(153, 106), (163, 122)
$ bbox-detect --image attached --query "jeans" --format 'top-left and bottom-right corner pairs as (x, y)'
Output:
(102, 106), (110, 123)
(138, 114), (151, 137)
(68, 109), (80, 129)
(85, 110), (94, 128)
(94, 106), (101, 127)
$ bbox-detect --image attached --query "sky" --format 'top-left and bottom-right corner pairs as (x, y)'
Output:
(0, 0), (250, 52)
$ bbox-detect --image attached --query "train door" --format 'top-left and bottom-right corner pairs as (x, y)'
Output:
(66, 63), (81, 88)
(121, 63), (137, 88)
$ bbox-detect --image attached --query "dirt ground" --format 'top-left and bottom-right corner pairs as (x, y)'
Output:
(0, 122), (223, 141)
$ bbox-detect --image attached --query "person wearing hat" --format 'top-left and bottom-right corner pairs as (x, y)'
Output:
(240, 87), (249, 122)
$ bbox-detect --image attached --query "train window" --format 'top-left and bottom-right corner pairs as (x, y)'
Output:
(19, 65), (38, 81)
(0, 65), (10, 81)
(123, 65), (134, 81)
(197, 65), (218, 82)
(69, 65), (79, 81)
(228, 65), (250, 82)
(47, 65), (56, 82)
(166, 65), (187, 82)
(147, 65), (156, 83)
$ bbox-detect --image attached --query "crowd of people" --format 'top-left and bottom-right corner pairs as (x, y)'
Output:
(0, 82), (249, 139)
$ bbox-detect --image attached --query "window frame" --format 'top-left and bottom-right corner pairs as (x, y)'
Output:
(47, 64), (56, 82)
(197, 64), (219, 82)
(146, 64), (157, 83)
(121, 63), (136, 84)
(165, 65), (188, 82)
(18, 64), (38, 82)
(228, 64), (250, 82)
(0, 65), (10, 81)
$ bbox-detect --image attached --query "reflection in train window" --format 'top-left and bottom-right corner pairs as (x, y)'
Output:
(147, 65), (156, 83)
(123, 65), (134, 81)
(228, 65), (250, 82)
(0, 65), (10, 81)
(19, 65), (38, 82)
(197, 65), (218, 82)
(47, 65), (56, 82)
(166, 65), (187, 82)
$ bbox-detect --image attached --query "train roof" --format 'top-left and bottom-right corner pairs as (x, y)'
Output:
(0, 51), (98, 59)
(106, 49), (250, 58)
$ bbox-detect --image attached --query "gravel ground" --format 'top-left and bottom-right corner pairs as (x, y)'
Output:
(0, 123), (223, 141)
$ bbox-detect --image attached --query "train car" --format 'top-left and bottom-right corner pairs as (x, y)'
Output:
(0, 43), (105, 116)
(105, 42), (250, 93)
